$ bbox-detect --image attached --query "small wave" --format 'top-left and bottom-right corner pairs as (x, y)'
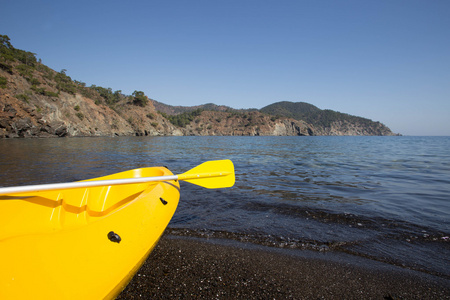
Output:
(244, 201), (450, 238)
(167, 227), (356, 252)
(165, 226), (450, 279)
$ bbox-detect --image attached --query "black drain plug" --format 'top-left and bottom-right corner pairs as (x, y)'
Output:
(108, 231), (121, 243)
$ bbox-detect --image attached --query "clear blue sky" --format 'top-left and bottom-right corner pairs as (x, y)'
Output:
(2, 0), (449, 135)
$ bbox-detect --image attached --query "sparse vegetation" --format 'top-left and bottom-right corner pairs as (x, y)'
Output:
(76, 112), (84, 120)
(16, 64), (33, 77)
(30, 85), (59, 97)
(29, 77), (40, 86)
(0, 76), (6, 88)
(54, 69), (77, 95)
(1, 35), (37, 66)
(261, 101), (377, 129)
(90, 85), (125, 106)
(159, 109), (203, 128)
(45, 90), (59, 97)
(0, 62), (13, 74)
(15, 93), (30, 103)
(37, 64), (53, 79)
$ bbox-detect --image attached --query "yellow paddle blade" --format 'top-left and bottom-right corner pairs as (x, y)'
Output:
(177, 160), (235, 189)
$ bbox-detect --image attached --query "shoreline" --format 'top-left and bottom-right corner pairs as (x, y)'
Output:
(117, 235), (450, 299)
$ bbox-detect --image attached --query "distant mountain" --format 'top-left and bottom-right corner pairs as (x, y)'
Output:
(154, 100), (397, 136)
(153, 100), (257, 116)
(260, 101), (396, 136)
(153, 101), (235, 115)
(260, 101), (321, 119)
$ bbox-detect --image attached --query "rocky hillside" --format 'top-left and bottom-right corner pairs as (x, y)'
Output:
(0, 35), (397, 138)
(261, 101), (395, 136)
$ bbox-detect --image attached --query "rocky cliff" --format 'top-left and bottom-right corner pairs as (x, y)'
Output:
(167, 110), (314, 136)
(261, 101), (396, 136)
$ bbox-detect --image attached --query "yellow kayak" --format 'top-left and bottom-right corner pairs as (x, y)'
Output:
(0, 160), (234, 299)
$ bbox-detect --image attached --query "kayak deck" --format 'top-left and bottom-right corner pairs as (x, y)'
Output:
(0, 167), (180, 299)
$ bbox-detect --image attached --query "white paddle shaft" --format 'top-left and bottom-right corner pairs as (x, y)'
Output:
(0, 175), (179, 196)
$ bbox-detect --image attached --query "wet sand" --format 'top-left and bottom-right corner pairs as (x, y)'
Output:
(118, 235), (450, 299)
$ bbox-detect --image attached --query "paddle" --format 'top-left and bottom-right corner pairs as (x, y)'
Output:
(0, 159), (235, 196)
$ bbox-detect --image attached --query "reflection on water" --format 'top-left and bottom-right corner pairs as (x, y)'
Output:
(1, 136), (449, 277)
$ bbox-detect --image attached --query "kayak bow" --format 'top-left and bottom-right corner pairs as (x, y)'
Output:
(0, 160), (234, 299)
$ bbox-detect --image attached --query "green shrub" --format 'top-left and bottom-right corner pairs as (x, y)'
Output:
(30, 85), (46, 95)
(0, 76), (6, 88)
(165, 109), (203, 128)
(1, 35), (37, 66)
(16, 64), (33, 77)
(0, 62), (13, 74)
(158, 111), (168, 118)
(30, 85), (59, 97)
(15, 93), (30, 103)
(54, 70), (77, 94)
(28, 77), (40, 86)
(36, 64), (53, 77)
(44, 90), (59, 97)
(89, 85), (123, 105)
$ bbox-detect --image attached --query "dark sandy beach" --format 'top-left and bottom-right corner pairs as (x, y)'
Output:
(117, 235), (450, 299)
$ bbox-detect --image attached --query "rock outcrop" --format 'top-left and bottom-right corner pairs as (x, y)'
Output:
(170, 111), (313, 136)
(0, 85), (134, 138)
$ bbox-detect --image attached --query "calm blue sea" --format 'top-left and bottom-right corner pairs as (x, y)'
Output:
(1, 136), (449, 278)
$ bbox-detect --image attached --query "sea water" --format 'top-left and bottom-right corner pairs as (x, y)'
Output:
(1, 136), (449, 278)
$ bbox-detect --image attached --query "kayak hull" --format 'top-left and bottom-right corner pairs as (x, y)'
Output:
(0, 167), (180, 299)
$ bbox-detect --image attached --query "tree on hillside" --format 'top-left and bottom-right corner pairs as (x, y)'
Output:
(0, 35), (37, 66)
(0, 35), (12, 49)
(55, 69), (77, 94)
(0, 35), (15, 61)
(132, 90), (148, 107)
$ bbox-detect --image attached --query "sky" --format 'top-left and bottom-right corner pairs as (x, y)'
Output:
(1, 0), (449, 136)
